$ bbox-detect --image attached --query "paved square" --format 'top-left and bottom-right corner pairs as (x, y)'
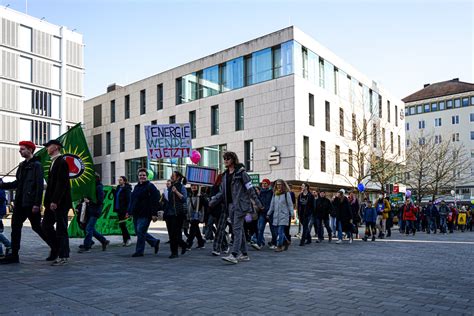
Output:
(1, 220), (473, 315)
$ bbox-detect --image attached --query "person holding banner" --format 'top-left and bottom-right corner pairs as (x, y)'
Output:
(113, 176), (132, 247)
(165, 171), (188, 259)
(210, 151), (263, 264)
(129, 168), (161, 257)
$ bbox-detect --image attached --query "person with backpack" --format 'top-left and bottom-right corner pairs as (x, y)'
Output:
(129, 168), (161, 257)
(186, 184), (206, 249)
(297, 183), (314, 246)
(210, 152), (263, 264)
(112, 176), (132, 247)
(267, 179), (294, 252)
(252, 178), (274, 250)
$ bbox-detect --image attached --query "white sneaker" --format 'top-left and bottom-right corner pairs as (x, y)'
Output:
(222, 254), (238, 264)
(336, 240), (342, 244)
(349, 238), (353, 244)
(251, 243), (261, 250)
(51, 258), (68, 266)
(125, 239), (132, 247)
(212, 251), (220, 256)
(269, 245), (277, 250)
(237, 254), (250, 262)
(223, 248), (230, 254)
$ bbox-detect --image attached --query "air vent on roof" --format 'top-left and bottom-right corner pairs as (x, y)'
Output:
(107, 83), (122, 93)
(424, 83), (430, 88)
(452, 78), (459, 82)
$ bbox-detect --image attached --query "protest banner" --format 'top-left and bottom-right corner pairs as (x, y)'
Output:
(145, 123), (192, 160)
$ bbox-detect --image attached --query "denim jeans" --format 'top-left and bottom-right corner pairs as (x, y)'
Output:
(0, 229), (11, 255)
(275, 225), (288, 247)
(84, 216), (107, 249)
(330, 216), (337, 236)
(405, 220), (415, 234)
(257, 215), (267, 247)
(439, 217), (447, 233)
(133, 216), (159, 255)
(337, 220), (352, 240)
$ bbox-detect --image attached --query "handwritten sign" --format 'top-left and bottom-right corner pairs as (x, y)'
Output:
(185, 165), (217, 186)
(145, 124), (192, 159)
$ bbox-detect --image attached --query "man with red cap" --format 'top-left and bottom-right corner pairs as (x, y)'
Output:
(0, 141), (52, 264)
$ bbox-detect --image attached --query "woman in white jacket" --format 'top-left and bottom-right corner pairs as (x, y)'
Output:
(267, 179), (294, 252)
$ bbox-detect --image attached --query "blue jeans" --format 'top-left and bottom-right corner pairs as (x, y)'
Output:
(439, 217), (447, 233)
(84, 216), (107, 249)
(275, 225), (288, 247)
(405, 220), (415, 234)
(337, 220), (352, 240)
(133, 216), (159, 255)
(257, 215), (267, 247)
(0, 232), (11, 255)
(330, 216), (337, 236)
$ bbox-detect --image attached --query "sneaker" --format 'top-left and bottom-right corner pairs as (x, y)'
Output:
(362, 236), (367, 242)
(274, 246), (284, 252)
(251, 243), (261, 250)
(237, 254), (250, 262)
(269, 245), (277, 250)
(336, 240), (342, 244)
(131, 253), (144, 257)
(222, 248), (230, 254)
(125, 239), (132, 247)
(372, 236), (376, 241)
(154, 240), (160, 254)
(79, 242), (95, 249)
(78, 248), (90, 253)
(196, 244), (205, 249)
(222, 254), (238, 264)
(349, 238), (353, 244)
(168, 254), (179, 259)
(102, 240), (110, 251)
(51, 258), (68, 266)
(0, 254), (19, 264)
(211, 251), (220, 256)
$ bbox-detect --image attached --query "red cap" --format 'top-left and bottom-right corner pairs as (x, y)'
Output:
(19, 141), (36, 152)
(261, 178), (271, 186)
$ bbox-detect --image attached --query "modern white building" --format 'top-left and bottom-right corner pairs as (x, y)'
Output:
(404, 78), (474, 201)
(0, 7), (84, 180)
(85, 26), (404, 191)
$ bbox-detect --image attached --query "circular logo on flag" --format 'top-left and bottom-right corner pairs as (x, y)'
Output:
(63, 154), (85, 179)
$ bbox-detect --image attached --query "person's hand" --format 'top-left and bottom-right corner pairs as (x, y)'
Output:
(152, 216), (158, 222)
(84, 198), (90, 203)
(50, 203), (57, 210)
(172, 186), (178, 193)
(32, 206), (40, 213)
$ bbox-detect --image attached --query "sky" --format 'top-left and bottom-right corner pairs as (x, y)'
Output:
(3, 0), (473, 100)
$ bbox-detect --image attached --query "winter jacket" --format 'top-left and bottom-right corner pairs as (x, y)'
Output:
(402, 203), (416, 221)
(113, 183), (132, 214)
(314, 196), (332, 220)
(334, 196), (353, 232)
(166, 180), (187, 217)
(258, 188), (273, 215)
(129, 181), (161, 219)
(438, 204), (449, 217)
(363, 207), (377, 223)
(77, 182), (104, 218)
(297, 192), (314, 219)
(0, 189), (6, 218)
(350, 197), (361, 223)
(424, 204), (438, 217)
(0, 156), (44, 208)
(268, 192), (293, 226)
(187, 194), (208, 222)
(210, 164), (263, 214)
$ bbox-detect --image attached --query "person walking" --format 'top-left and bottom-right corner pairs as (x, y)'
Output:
(0, 189), (11, 257)
(402, 198), (416, 236)
(297, 183), (314, 246)
(210, 152), (263, 264)
(313, 189), (333, 242)
(41, 140), (73, 266)
(113, 176), (132, 246)
(210, 174), (229, 256)
(129, 168), (161, 257)
(438, 200), (449, 234)
(252, 178), (274, 250)
(334, 189), (353, 244)
(349, 191), (361, 239)
(186, 184), (206, 249)
(77, 174), (110, 253)
(0, 141), (52, 264)
(362, 200), (377, 241)
(267, 179), (294, 252)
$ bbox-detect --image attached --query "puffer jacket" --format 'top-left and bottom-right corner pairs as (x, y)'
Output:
(267, 192), (293, 226)
(210, 164), (263, 213)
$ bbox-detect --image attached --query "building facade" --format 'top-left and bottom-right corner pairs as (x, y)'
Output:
(85, 26), (404, 191)
(404, 78), (474, 202)
(0, 8), (84, 180)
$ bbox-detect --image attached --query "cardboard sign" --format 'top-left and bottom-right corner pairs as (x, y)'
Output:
(145, 124), (192, 159)
(185, 165), (217, 186)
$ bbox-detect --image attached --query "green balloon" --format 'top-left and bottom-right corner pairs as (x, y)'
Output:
(147, 169), (154, 180)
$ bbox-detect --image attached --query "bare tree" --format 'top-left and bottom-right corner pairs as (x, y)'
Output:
(405, 132), (433, 203)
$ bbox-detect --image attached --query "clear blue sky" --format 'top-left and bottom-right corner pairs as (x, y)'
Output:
(4, 0), (473, 100)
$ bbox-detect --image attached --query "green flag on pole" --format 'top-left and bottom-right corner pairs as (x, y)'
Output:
(35, 123), (97, 203)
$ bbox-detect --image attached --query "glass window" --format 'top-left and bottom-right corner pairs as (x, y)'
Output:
(235, 99), (244, 131)
(406, 123), (410, 131)
(410, 106), (415, 115)
(189, 111), (196, 139)
(335, 145), (340, 174)
(221, 57), (244, 92)
(462, 98), (469, 107)
(309, 94), (314, 126)
(244, 140), (254, 171)
(471, 131), (474, 140)
(454, 98), (461, 108)
(424, 103), (430, 112)
(211, 105), (219, 135)
(431, 102), (437, 111)
(177, 73), (198, 104)
(124, 95), (130, 119)
(157, 84), (163, 110)
(301, 46), (309, 79)
(93, 104), (102, 128)
(293, 42), (303, 77)
(110, 100), (115, 123)
(303, 136), (309, 169)
(51, 95), (60, 119)
(447, 100), (453, 108)
(93, 134), (102, 157)
(470, 113), (474, 122)
(19, 25), (32, 52)
(417, 105), (423, 114)
(19, 56), (32, 83)
(200, 65), (219, 98)
(135, 124), (140, 149)
(320, 141), (326, 172)
(471, 96), (474, 105)
(140, 89), (146, 114)
(110, 162), (116, 185)
(244, 55), (252, 86)
(19, 119), (32, 141)
(280, 41), (294, 76)
(319, 58), (325, 88)
(106, 132), (111, 155)
(339, 108), (344, 136)
(338, 71), (350, 101)
(439, 101), (445, 110)
(324, 60), (335, 94)
(325, 101), (330, 132)
(120, 128), (125, 152)
(252, 48), (272, 84)
(169, 116), (175, 124)
(308, 50), (318, 85)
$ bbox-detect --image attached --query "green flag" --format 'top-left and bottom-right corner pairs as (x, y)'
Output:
(35, 123), (97, 203)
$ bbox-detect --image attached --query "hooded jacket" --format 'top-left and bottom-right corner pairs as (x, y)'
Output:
(129, 181), (161, 219)
(113, 183), (132, 214)
(267, 192), (293, 226)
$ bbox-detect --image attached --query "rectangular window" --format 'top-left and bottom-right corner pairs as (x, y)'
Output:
(471, 132), (474, 140)
(395, 105), (398, 127)
(93, 104), (102, 128)
(435, 135), (442, 144)
(352, 114), (356, 141)
(325, 101), (330, 132)
(120, 128), (125, 152)
(417, 105), (423, 113)
(124, 95), (130, 119)
(19, 56), (32, 83)
(431, 102), (438, 111)
(93, 134), (102, 157)
(424, 104), (430, 112)
(140, 89), (146, 114)
(211, 105), (219, 135)
(110, 100), (116, 123)
(235, 99), (244, 131)
(244, 140), (254, 171)
(339, 108), (344, 136)
(244, 54), (252, 86)
(390, 132), (394, 153)
(319, 58), (325, 88)
(471, 96), (474, 105)
(470, 113), (474, 122)
(418, 120), (425, 129)
(135, 124), (140, 149)
(335, 145), (340, 174)
(387, 100), (391, 122)
(348, 149), (353, 177)
(363, 119), (367, 144)
(19, 25), (32, 52)
(439, 101), (445, 110)
(406, 123), (410, 131)
(382, 128), (386, 148)
(169, 116), (176, 124)
(452, 133), (460, 142)
(462, 98), (469, 107)
(320, 141), (326, 172)
(157, 84), (163, 110)
(110, 161), (116, 185)
(189, 111), (196, 139)
(447, 100), (453, 108)
(452, 115), (460, 124)
(398, 135), (401, 155)
(410, 106), (415, 115)
(435, 118), (442, 126)
(373, 124), (377, 148)
(379, 95), (383, 118)
(94, 164), (102, 179)
(303, 136), (310, 169)
(309, 94), (314, 126)
(106, 132), (111, 155)
(454, 98), (461, 108)
(151, 120), (157, 125)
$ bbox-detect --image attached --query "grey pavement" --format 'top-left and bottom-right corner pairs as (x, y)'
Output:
(1, 219), (473, 315)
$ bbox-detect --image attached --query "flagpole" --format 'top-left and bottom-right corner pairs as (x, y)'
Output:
(1, 165), (19, 180)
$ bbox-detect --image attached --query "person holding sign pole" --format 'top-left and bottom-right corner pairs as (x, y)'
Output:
(186, 184), (207, 249)
(166, 171), (189, 259)
(210, 152), (263, 264)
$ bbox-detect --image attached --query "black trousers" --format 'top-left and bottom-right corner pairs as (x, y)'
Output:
(117, 212), (131, 243)
(187, 220), (204, 247)
(11, 206), (51, 256)
(165, 214), (188, 255)
(42, 207), (70, 258)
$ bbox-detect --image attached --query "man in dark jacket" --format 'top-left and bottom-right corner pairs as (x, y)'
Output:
(0, 141), (52, 264)
(334, 189), (353, 244)
(113, 176), (132, 246)
(41, 140), (73, 266)
(313, 190), (333, 242)
(78, 174), (110, 253)
(253, 178), (274, 250)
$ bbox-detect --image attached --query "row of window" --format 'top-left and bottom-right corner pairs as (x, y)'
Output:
(408, 132), (464, 146)
(405, 96), (474, 116)
(407, 114), (469, 131)
(18, 118), (60, 146)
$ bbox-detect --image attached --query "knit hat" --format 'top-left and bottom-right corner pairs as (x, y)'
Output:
(19, 141), (36, 152)
(261, 178), (271, 186)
